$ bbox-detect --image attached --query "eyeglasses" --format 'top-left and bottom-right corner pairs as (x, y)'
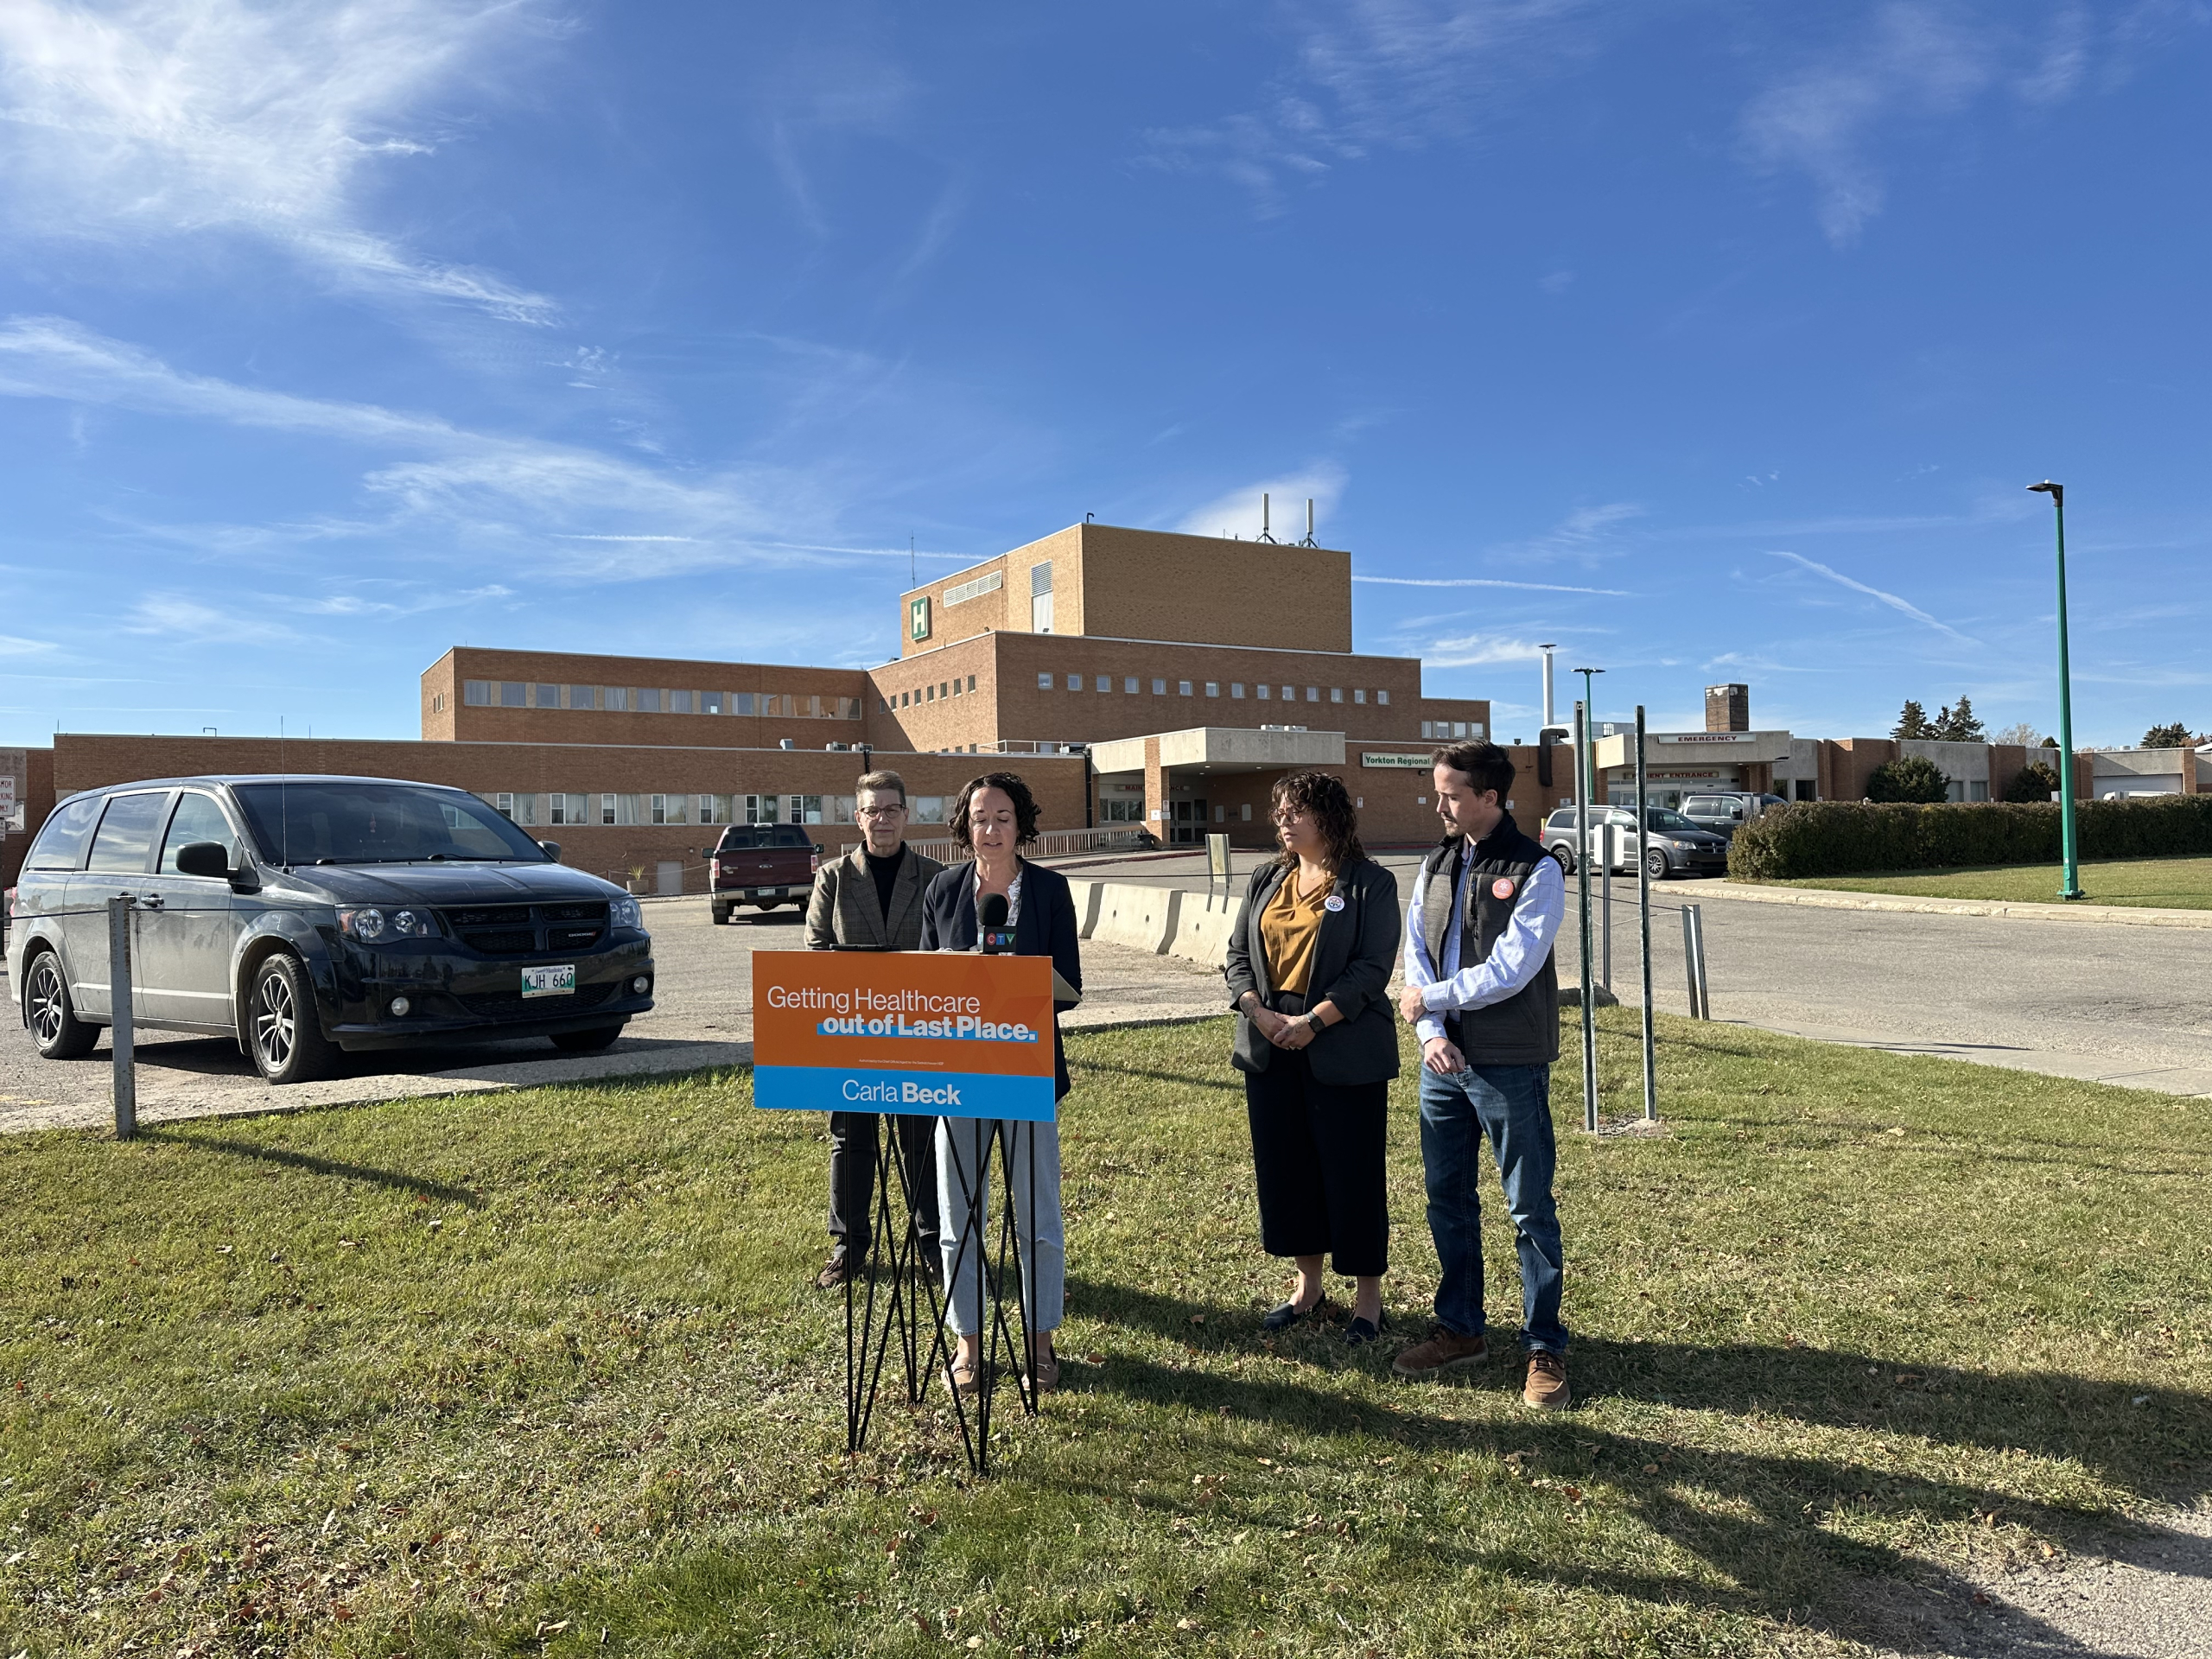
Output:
(856, 804), (906, 818)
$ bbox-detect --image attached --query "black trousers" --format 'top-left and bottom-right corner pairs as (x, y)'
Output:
(1244, 1033), (1390, 1278)
(827, 1110), (942, 1262)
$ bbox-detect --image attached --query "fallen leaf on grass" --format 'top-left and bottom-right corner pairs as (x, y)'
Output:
(536, 1618), (570, 1636)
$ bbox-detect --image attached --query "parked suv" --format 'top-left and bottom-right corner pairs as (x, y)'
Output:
(1679, 791), (1789, 842)
(709, 823), (823, 925)
(5, 775), (654, 1084)
(1541, 805), (1731, 880)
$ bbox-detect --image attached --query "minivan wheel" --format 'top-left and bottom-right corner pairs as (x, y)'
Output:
(1549, 844), (1574, 876)
(1643, 849), (1670, 881)
(550, 1024), (622, 1052)
(248, 954), (337, 1085)
(25, 950), (99, 1060)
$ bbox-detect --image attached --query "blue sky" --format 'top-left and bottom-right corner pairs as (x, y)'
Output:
(3, 1), (2209, 749)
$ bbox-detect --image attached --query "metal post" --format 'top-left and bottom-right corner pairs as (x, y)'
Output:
(1636, 706), (1656, 1122)
(1688, 906), (1713, 1020)
(1599, 823), (1613, 991)
(1573, 701), (1598, 1131)
(108, 894), (136, 1139)
(2049, 487), (2082, 900)
(1681, 905), (1702, 1019)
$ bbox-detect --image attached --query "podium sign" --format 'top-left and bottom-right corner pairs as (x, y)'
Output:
(753, 951), (1058, 1122)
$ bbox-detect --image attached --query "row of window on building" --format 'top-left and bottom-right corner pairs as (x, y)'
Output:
(459, 681), (862, 719)
(1033, 676), (1393, 704)
(887, 675), (978, 709)
(489, 791), (950, 828)
(1419, 720), (1486, 740)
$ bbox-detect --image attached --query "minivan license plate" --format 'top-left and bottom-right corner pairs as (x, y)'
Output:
(522, 964), (576, 999)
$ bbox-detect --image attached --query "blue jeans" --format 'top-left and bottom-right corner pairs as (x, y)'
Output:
(1417, 1063), (1568, 1354)
(936, 1117), (1064, 1337)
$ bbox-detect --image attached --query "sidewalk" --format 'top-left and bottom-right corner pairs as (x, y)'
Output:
(1699, 880), (2212, 930)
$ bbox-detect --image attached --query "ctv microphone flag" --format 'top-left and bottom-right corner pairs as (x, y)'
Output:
(979, 891), (1014, 955)
(753, 950), (1058, 1122)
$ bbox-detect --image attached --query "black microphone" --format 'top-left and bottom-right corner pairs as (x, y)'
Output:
(978, 892), (1013, 955)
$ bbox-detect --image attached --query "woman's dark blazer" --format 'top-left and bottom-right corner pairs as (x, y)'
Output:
(918, 858), (1084, 1100)
(1224, 855), (1402, 1087)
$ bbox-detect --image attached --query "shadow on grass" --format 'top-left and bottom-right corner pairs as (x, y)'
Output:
(141, 1127), (484, 1207)
(1046, 1344), (2208, 1655)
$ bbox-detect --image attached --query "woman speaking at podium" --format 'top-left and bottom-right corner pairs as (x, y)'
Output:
(918, 771), (1084, 1394)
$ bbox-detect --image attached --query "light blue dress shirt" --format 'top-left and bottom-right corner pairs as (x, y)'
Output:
(1402, 842), (1567, 1047)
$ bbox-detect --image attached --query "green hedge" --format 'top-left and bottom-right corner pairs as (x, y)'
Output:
(1727, 796), (2212, 880)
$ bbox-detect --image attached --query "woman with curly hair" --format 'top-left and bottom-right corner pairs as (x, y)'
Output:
(1224, 769), (1402, 1344)
(918, 771), (1084, 1394)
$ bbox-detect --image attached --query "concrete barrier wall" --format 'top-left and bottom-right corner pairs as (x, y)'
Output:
(1063, 878), (1104, 938)
(1166, 891), (1245, 969)
(1090, 883), (1182, 954)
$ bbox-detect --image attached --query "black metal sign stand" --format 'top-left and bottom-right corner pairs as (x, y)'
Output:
(844, 1113), (1039, 1476)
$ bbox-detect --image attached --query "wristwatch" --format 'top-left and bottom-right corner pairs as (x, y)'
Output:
(1302, 1013), (1323, 1035)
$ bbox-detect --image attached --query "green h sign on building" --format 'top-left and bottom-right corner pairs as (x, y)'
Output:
(909, 595), (931, 641)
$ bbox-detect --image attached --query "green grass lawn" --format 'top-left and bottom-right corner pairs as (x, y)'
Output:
(1776, 854), (2212, 909)
(3, 1014), (2209, 1658)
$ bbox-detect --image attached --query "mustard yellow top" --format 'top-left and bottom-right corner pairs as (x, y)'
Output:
(1259, 866), (1333, 996)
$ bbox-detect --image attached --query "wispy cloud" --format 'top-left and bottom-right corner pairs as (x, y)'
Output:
(1143, 0), (1597, 214)
(1740, 3), (2209, 247)
(1494, 502), (1643, 563)
(1741, 4), (1991, 246)
(1354, 575), (1629, 596)
(1413, 631), (1556, 668)
(1175, 464), (1347, 540)
(0, 0), (556, 318)
(126, 594), (309, 645)
(1767, 549), (1974, 643)
(0, 316), (861, 576)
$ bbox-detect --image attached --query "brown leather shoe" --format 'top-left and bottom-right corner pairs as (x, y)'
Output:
(1522, 1349), (1571, 1410)
(1028, 1338), (1060, 1395)
(1392, 1327), (1488, 1380)
(950, 1352), (982, 1396)
(816, 1247), (855, 1290)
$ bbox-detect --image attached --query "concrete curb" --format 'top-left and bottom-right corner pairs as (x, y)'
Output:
(1089, 884), (1183, 953)
(1701, 880), (2212, 930)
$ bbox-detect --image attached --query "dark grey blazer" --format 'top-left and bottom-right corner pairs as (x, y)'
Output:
(1223, 855), (1402, 1086)
(804, 843), (945, 952)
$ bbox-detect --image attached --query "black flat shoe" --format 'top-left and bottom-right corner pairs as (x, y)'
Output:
(1262, 1294), (1334, 1332)
(1344, 1313), (1384, 1346)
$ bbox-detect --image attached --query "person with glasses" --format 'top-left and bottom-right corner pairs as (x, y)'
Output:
(918, 772), (1083, 1395)
(804, 770), (946, 1289)
(1224, 771), (1403, 1345)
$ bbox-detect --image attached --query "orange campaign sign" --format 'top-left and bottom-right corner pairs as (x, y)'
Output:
(752, 950), (1058, 1122)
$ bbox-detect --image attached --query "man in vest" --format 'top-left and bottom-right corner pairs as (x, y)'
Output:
(1392, 740), (1571, 1408)
(805, 770), (945, 1289)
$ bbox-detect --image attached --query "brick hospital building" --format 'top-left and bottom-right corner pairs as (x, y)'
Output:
(7, 523), (1516, 892)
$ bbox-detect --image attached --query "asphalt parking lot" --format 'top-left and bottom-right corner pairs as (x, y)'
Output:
(1076, 848), (2212, 1096)
(0, 897), (1230, 1135)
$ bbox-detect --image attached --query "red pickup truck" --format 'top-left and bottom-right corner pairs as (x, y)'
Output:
(709, 823), (823, 925)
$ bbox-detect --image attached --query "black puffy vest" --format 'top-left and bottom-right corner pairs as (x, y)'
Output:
(1418, 814), (1560, 1065)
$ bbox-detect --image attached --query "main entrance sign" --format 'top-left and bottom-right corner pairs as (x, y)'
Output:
(753, 951), (1058, 1122)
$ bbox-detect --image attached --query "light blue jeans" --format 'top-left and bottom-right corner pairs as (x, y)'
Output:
(936, 1116), (1064, 1336)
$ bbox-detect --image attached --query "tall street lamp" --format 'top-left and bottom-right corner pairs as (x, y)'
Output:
(2027, 481), (2082, 900)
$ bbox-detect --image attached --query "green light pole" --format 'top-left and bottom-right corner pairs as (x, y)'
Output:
(1573, 666), (1605, 798)
(2028, 480), (2082, 900)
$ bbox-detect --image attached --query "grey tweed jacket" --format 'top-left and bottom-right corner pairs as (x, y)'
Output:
(804, 842), (946, 951)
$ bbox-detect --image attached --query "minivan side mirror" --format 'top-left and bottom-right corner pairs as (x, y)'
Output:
(538, 840), (563, 863)
(175, 841), (231, 879)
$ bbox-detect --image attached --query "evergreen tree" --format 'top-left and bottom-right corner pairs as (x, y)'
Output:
(1935, 696), (1985, 741)
(2143, 721), (2192, 748)
(1891, 699), (1935, 740)
(1866, 755), (1949, 802)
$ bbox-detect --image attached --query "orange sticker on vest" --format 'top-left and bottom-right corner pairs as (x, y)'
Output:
(1491, 877), (1516, 899)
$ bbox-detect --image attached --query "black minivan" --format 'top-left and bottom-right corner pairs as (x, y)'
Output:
(4, 775), (655, 1084)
